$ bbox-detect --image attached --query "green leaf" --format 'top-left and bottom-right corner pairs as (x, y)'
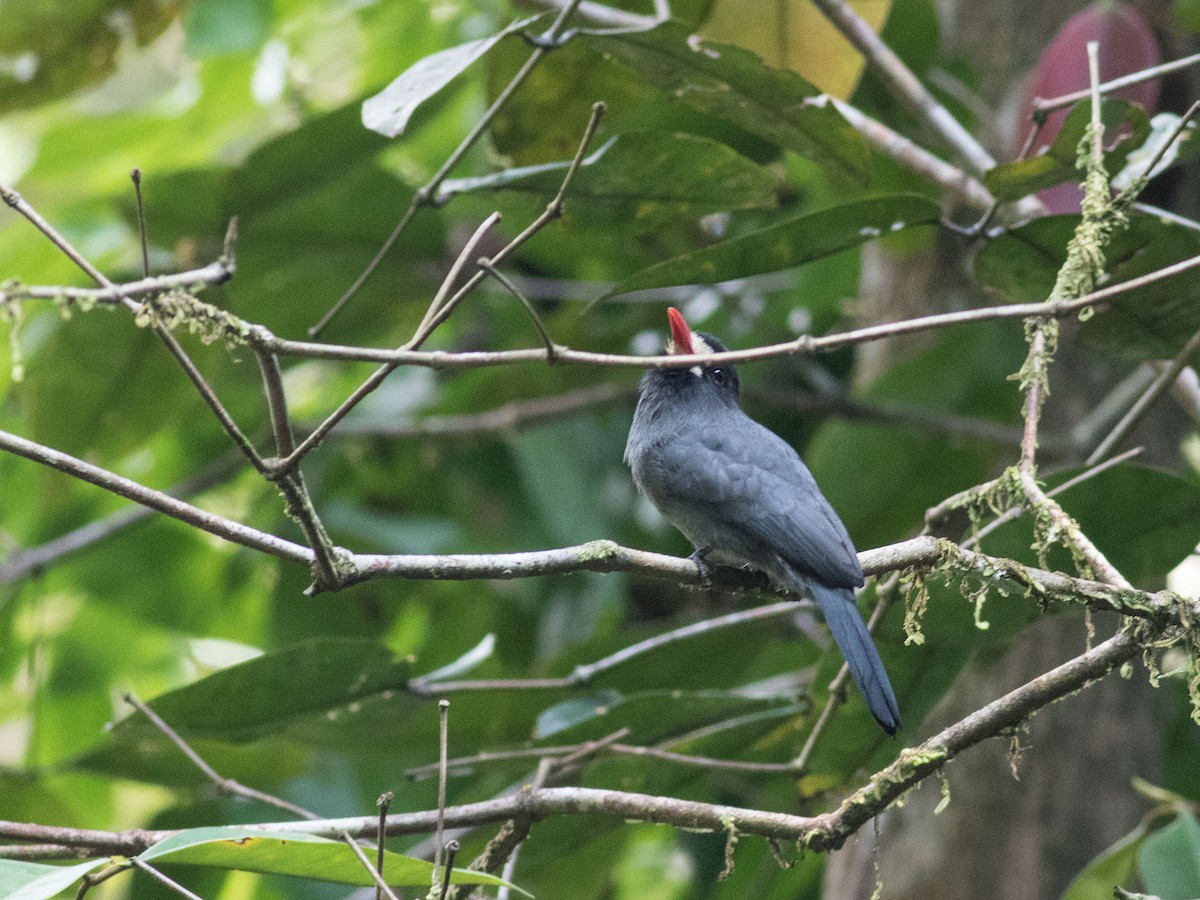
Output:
(124, 638), (412, 743)
(1138, 810), (1200, 899)
(603, 194), (939, 298)
(363, 15), (542, 137)
(586, 21), (871, 179)
(184, 0), (272, 56)
(984, 99), (1151, 202)
(535, 689), (799, 743)
(1059, 822), (1147, 900)
(973, 210), (1200, 360)
(139, 827), (528, 892)
(437, 131), (779, 213)
(0, 859), (107, 900)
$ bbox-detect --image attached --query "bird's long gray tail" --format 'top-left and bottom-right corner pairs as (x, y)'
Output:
(807, 581), (901, 734)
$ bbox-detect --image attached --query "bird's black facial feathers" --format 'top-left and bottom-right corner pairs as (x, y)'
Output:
(639, 310), (740, 412)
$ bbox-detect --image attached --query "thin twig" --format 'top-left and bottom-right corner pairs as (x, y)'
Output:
(967, 446), (1144, 548)
(376, 792), (393, 900)
(123, 693), (402, 899)
(411, 212), (503, 345)
(1087, 325), (1200, 464)
(1034, 50), (1200, 114)
(10, 260), (233, 302)
(1116, 100), (1200, 200)
(408, 600), (805, 694)
(124, 692), (317, 820)
(434, 699), (451, 888)
(0, 449), (246, 585)
(808, 0), (993, 173)
(438, 841), (459, 900)
(477, 258), (559, 360)
(255, 350), (342, 588)
(309, 0), (587, 336)
(0, 428), (311, 564)
(131, 169), (150, 278)
(1088, 42), (1104, 168)
(279, 102), (605, 473)
(254, 250), (1200, 369)
(0, 183), (266, 470)
(129, 857), (204, 900)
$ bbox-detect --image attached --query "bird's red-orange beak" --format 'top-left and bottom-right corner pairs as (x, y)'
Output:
(667, 307), (694, 355)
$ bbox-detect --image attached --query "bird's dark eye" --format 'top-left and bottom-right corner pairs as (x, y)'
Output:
(710, 367), (728, 385)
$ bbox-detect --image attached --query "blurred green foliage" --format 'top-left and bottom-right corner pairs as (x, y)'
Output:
(0, 1), (1198, 898)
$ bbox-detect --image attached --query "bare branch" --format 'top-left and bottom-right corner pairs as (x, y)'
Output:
(254, 251), (1200, 370)
(1, 184), (265, 470)
(808, 0), (993, 173)
(5, 260), (233, 303)
(1087, 325), (1200, 464)
(279, 102), (606, 474)
(129, 857), (204, 900)
(409, 600), (805, 695)
(0, 427), (312, 565)
(1034, 50), (1200, 114)
(309, 0), (588, 335)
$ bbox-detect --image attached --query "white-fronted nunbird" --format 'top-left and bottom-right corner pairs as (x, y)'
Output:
(624, 307), (901, 734)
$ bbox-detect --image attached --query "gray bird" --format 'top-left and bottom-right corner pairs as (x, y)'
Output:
(625, 307), (901, 734)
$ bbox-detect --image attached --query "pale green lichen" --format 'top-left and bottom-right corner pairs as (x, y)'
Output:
(933, 771), (951, 815)
(899, 568), (929, 646)
(577, 539), (620, 562)
(133, 288), (251, 347)
(0, 286), (24, 382)
(718, 816), (738, 880)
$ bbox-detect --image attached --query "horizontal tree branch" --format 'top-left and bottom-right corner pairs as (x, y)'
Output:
(0, 627), (1150, 860)
(0, 428), (311, 566)
(249, 251), (1200, 369)
(1, 422), (1190, 625)
(6, 260), (233, 303)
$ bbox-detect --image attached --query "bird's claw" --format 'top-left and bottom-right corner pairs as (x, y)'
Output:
(689, 548), (713, 581)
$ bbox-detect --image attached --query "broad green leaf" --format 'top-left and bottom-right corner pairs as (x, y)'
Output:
(603, 194), (939, 298)
(437, 131), (779, 213)
(0, 859), (107, 900)
(1059, 822), (1148, 900)
(537, 690), (625, 738)
(123, 638), (412, 743)
(1138, 811), (1200, 899)
(587, 21), (871, 179)
(362, 15), (542, 137)
(973, 210), (1200, 360)
(139, 827), (528, 893)
(984, 99), (1151, 203)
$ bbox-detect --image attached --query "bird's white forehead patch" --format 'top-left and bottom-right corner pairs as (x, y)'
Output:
(667, 332), (716, 356)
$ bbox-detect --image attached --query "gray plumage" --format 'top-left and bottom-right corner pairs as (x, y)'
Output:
(625, 313), (900, 734)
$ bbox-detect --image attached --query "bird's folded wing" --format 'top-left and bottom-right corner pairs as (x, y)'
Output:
(656, 429), (864, 589)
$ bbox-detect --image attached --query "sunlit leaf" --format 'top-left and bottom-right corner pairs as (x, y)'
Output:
(0, 859), (108, 900)
(700, 0), (891, 99)
(139, 827), (529, 893)
(363, 15), (542, 137)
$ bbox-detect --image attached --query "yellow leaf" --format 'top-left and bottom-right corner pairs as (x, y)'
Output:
(700, 0), (892, 99)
